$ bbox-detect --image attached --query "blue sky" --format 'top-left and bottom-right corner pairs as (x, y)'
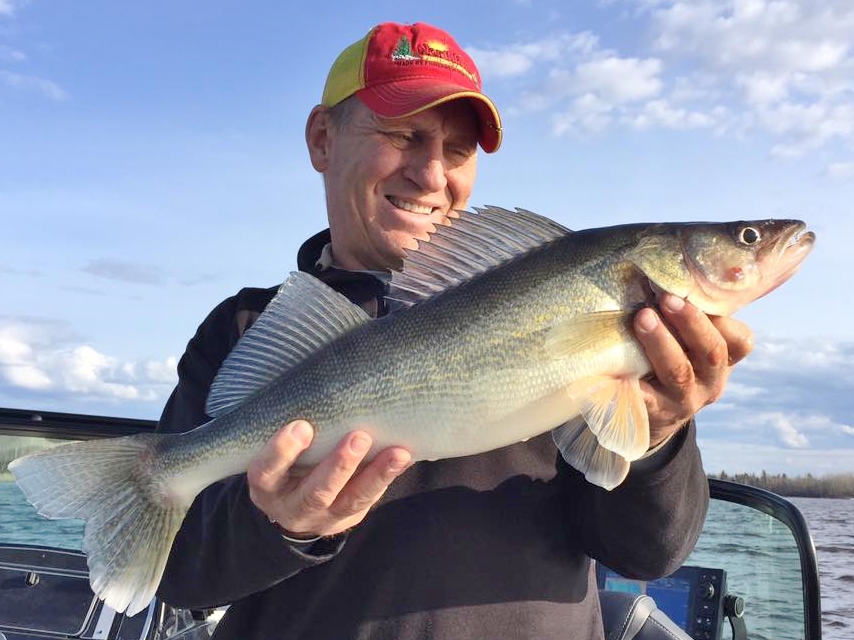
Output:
(1, 0), (852, 475)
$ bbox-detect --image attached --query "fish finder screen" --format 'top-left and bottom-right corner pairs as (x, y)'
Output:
(600, 573), (692, 629)
(598, 564), (728, 640)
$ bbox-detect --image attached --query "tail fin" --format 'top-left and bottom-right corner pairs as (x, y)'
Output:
(8, 434), (187, 616)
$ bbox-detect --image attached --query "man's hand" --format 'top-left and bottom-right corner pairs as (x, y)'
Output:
(634, 293), (754, 448)
(247, 421), (412, 540)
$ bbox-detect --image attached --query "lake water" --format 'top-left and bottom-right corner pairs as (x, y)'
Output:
(0, 482), (851, 639)
(792, 497), (854, 640)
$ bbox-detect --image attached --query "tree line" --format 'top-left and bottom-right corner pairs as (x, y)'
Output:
(709, 470), (854, 498)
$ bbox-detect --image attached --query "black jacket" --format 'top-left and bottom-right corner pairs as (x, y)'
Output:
(156, 230), (709, 640)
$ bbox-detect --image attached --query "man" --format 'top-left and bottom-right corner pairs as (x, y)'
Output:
(156, 22), (753, 640)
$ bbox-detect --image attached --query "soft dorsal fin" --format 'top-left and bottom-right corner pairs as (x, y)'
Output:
(387, 206), (570, 309)
(205, 271), (371, 417)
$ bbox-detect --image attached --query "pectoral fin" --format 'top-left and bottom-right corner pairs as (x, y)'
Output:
(551, 417), (630, 490)
(544, 310), (634, 358)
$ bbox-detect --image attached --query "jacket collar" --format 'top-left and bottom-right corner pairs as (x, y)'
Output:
(297, 229), (389, 317)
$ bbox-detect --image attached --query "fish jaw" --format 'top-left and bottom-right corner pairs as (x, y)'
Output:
(680, 220), (815, 315)
(626, 220), (815, 317)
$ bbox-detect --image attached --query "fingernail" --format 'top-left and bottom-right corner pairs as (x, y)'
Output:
(636, 308), (658, 333)
(388, 452), (412, 474)
(663, 295), (685, 313)
(288, 421), (313, 447)
(350, 434), (371, 455)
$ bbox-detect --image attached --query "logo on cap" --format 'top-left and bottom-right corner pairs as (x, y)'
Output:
(389, 34), (478, 85)
(391, 36), (419, 61)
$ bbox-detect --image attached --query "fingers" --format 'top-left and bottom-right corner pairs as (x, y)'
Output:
(247, 423), (411, 540)
(298, 432), (374, 514)
(634, 294), (751, 442)
(325, 445), (412, 517)
(247, 420), (314, 497)
(656, 295), (729, 389)
(711, 315), (754, 366)
(634, 302), (696, 398)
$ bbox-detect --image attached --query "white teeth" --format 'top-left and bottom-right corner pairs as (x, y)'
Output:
(388, 197), (434, 215)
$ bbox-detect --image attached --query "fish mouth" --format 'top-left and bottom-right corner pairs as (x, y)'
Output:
(764, 220), (815, 296)
(777, 221), (815, 270)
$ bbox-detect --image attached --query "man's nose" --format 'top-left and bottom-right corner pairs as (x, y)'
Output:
(405, 144), (448, 193)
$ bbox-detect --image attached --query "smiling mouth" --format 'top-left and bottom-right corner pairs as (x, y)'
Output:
(387, 196), (437, 215)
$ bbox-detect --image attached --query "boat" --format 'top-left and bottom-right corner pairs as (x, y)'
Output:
(0, 407), (823, 640)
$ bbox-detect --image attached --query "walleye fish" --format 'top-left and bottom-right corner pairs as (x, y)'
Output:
(10, 206), (814, 615)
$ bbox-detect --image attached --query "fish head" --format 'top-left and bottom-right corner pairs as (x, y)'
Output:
(627, 220), (815, 316)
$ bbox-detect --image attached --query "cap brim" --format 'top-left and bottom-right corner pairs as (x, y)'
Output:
(356, 80), (502, 153)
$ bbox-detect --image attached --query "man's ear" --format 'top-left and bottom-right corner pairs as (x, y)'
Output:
(305, 105), (332, 172)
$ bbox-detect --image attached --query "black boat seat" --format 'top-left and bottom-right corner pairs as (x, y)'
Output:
(0, 544), (213, 640)
(599, 590), (693, 640)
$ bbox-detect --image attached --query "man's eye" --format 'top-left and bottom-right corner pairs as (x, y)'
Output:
(384, 131), (415, 147)
(446, 144), (475, 162)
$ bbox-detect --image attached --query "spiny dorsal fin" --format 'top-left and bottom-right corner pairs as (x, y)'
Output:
(205, 272), (371, 417)
(388, 206), (570, 309)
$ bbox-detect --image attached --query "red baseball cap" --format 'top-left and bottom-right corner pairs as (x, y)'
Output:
(321, 22), (502, 153)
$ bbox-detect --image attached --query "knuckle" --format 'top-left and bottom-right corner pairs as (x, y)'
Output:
(666, 361), (694, 392)
(705, 379), (727, 406)
(705, 338), (728, 369)
(246, 460), (276, 492)
(300, 488), (336, 513)
(336, 493), (377, 516)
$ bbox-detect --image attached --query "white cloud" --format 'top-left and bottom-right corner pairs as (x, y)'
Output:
(826, 161), (854, 181)
(742, 336), (854, 376)
(4, 365), (51, 389)
(696, 333), (854, 470)
(82, 259), (166, 285)
(574, 56), (664, 103)
(762, 101), (854, 157)
(0, 45), (26, 62)
(647, 0), (853, 74)
(481, 1), (854, 156)
(145, 357), (180, 383)
(0, 0), (17, 16)
(720, 381), (765, 399)
(754, 411), (810, 448)
(629, 99), (716, 129)
(645, 0), (854, 154)
(469, 32), (600, 80)
(55, 345), (140, 399)
(736, 71), (792, 106)
(553, 93), (615, 135)
(0, 319), (177, 405)
(0, 70), (67, 101)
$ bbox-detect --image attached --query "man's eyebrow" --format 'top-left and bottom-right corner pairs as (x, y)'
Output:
(374, 116), (418, 129)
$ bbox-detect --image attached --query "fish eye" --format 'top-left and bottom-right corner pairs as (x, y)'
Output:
(739, 226), (761, 245)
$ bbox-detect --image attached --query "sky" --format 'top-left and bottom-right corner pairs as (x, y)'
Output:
(1, 0), (852, 476)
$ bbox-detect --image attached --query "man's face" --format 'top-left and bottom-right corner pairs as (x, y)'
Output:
(310, 98), (480, 271)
